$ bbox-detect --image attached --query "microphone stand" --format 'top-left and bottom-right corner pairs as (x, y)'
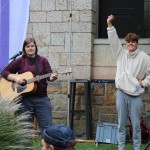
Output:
(0, 51), (23, 75)
(0, 57), (17, 76)
(67, 0), (73, 126)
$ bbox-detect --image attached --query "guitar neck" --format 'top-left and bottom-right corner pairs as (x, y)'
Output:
(27, 73), (52, 83)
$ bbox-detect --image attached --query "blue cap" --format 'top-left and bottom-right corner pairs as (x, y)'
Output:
(42, 124), (76, 148)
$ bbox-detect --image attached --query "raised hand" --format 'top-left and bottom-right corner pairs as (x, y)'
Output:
(107, 15), (115, 27)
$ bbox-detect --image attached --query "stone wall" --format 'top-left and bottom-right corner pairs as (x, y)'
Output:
(28, 0), (98, 80)
(27, 0), (98, 139)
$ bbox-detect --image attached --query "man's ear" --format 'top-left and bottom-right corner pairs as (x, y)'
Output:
(48, 145), (54, 150)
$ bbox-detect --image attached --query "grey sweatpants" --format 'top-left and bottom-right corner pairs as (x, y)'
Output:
(116, 90), (142, 150)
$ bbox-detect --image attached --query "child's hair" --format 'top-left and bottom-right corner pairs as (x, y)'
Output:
(125, 33), (139, 42)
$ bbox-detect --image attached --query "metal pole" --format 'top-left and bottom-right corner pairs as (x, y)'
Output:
(67, 0), (72, 126)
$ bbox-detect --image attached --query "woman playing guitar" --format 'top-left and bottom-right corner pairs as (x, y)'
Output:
(1, 37), (58, 135)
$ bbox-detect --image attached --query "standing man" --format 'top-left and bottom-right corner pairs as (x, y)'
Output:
(107, 15), (150, 150)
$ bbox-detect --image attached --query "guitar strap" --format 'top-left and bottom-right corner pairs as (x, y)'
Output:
(35, 57), (39, 75)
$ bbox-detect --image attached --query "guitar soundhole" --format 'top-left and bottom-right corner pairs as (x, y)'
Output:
(17, 85), (27, 93)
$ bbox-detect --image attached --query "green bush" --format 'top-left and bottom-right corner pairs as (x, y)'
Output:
(0, 97), (36, 149)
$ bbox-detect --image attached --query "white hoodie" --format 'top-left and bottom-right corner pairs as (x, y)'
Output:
(107, 26), (150, 96)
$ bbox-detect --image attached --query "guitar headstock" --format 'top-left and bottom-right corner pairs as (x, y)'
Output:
(57, 68), (72, 75)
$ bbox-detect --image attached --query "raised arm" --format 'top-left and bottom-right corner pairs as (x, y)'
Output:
(107, 15), (123, 58)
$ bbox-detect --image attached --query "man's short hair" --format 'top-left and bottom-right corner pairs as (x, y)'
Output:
(125, 33), (139, 43)
(42, 124), (76, 150)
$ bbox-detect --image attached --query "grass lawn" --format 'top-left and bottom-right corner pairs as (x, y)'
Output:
(33, 137), (148, 150)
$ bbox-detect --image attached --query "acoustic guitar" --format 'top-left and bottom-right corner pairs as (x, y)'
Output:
(0, 69), (71, 101)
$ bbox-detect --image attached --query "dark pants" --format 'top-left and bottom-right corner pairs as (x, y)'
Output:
(19, 95), (52, 133)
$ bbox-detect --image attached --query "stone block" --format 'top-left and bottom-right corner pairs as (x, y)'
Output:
(93, 83), (105, 96)
(47, 11), (63, 22)
(145, 104), (150, 112)
(52, 117), (67, 126)
(92, 105), (101, 121)
(79, 11), (93, 22)
(47, 82), (62, 93)
(72, 33), (92, 52)
(38, 46), (49, 54)
(42, 0), (55, 11)
(47, 52), (62, 68)
(98, 106), (117, 114)
(138, 45), (150, 54)
(58, 52), (68, 66)
(71, 53), (92, 66)
(48, 45), (65, 52)
(93, 45), (116, 66)
(51, 94), (68, 111)
(98, 113), (109, 122)
(92, 0), (98, 12)
(92, 96), (105, 105)
(61, 82), (68, 94)
(30, 0), (41, 11)
(30, 12), (46, 22)
(52, 111), (67, 119)
(99, 113), (118, 123)
(72, 22), (92, 33)
(51, 33), (65, 45)
(33, 23), (51, 45)
(51, 23), (69, 32)
(72, 66), (92, 79)
(93, 67), (116, 79)
(56, 0), (68, 10)
(52, 118), (67, 125)
(142, 94), (150, 102)
(72, 0), (92, 10)
(63, 11), (80, 22)
(104, 84), (116, 105)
